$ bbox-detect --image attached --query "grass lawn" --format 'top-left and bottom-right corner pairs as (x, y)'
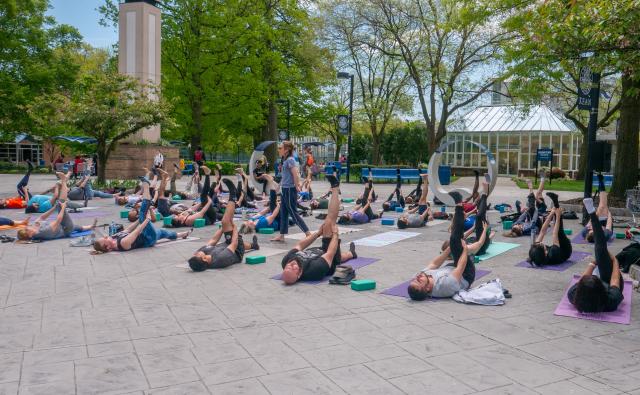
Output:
(513, 178), (598, 192)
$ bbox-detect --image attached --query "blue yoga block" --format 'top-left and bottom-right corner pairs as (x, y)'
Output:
(395, 207), (404, 213)
(381, 218), (394, 226)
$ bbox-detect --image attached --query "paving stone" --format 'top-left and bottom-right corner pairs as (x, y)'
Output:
(388, 369), (475, 394)
(146, 368), (200, 389)
(365, 355), (432, 379)
(206, 378), (270, 395)
(299, 344), (370, 371)
(258, 367), (346, 395)
(75, 354), (148, 394)
(145, 381), (209, 395)
(325, 364), (405, 394)
(196, 358), (266, 385)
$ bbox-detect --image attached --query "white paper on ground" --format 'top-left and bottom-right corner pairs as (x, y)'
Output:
(353, 231), (420, 247)
(286, 227), (363, 240)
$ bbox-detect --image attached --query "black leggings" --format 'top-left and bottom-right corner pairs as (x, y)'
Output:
(17, 170), (31, 199)
(200, 175), (218, 225)
(590, 211), (622, 291)
(450, 205), (476, 284)
(473, 194), (491, 255)
(357, 179), (376, 205)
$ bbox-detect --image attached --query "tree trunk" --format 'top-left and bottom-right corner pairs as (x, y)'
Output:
(371, 134), (382, 165)
(96, 142), (107, 183)
(610, 74), (640, 198)
(261, 100), (278, 165)
(334, 142), (342, 161)
(190, 98), (203, 157)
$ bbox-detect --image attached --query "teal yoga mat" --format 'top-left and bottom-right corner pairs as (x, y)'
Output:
(476, 242), (520, 262)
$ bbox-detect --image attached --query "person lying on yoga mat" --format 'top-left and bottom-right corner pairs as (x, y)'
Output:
(528, 192), (572, 266)
(398, 174), (433, 228)
(1, 161), (34, 209)
(567, 197), (623, 313)
(441, 221), (490, 256)
(297, 167), (313, 202)
(233, 168), (258, 209)
(408, 192), (476, 300)
(382, 168), (405, 212)
(17, 173), (97, 241)
(503, 193), (541, 238)
(239, 175), (285, 234)
(93, 181), (192, 253)
(67, 168), (114, 202)
(464, 175), (492, 255)
(25, 172), (84, 213)
(171, 167), (225, 228)
(582, 174), (613, 243)
(404, 168), (426, 207)
(309, 191), (331, 210)
(515, 170), (548, 215)
(355, 168), (377, 204)
(281, 173), (357, 285)
(461, 170), (481, 213)
(188, 194), (259, 271)
(338, 188), (382, 225)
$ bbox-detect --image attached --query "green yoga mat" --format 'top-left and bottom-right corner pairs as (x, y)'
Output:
(477, 242), (520, 262)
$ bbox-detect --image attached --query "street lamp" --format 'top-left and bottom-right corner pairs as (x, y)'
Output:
(337, 71), (354, 183)
(275, 98), (290, 141)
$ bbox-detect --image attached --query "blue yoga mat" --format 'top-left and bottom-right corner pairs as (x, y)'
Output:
(70, 230), (93, 238)
(476, 242), (520, 262)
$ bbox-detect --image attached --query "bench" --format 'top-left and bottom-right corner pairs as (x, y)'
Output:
(360, 168), (427, 183)
(323, 161), (346, 176)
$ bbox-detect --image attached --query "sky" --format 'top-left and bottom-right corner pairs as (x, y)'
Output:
(47, 0), (118, 49)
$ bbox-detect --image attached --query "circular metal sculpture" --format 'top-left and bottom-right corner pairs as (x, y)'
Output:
(428, 140), (498, 206)
(249, 141), (277, 193)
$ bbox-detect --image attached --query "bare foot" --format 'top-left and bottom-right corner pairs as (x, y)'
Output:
(270, 235), (285, 242)
(90, 218), (98, 229)
(526, 179), (533, 189)
(180, 228), (193, 239)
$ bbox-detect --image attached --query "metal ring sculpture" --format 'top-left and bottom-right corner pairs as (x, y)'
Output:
(428, 140), (498, 206)
(249, 141), (276, 193)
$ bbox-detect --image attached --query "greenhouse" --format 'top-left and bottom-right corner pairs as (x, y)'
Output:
(445, 104), (582, 176)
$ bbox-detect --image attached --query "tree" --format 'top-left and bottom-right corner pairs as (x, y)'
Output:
(502, 0), (640, 198)
(381, 124), (429, 166)
(26, 93), (72, 167)
(60, 71), (173, 182)
(320, 0), (412, 164)
(0, 0), (82, 137)
(356, 0), (512, 154)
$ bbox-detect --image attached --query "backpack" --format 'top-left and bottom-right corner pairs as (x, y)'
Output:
(329, 264), (356, 285)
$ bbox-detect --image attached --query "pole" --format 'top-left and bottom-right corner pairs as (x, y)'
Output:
(346, 74), (354, 183)
(583, 71), (601, 223)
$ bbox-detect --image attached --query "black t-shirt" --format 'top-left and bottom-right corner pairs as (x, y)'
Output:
(568, 282), (624, 312)
(114, 231), (145, 251)
(546, 245), (569, 265)
(281, 247), (330, 281)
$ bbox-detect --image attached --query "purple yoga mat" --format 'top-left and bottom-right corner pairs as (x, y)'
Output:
(68, 210), (110, 219)
(554, 275), (633, 324)
(515, 251), (592, 272)
(380, 269), (491, 299)
(271, 257), (380, 284)
(571, 233), (613, 245)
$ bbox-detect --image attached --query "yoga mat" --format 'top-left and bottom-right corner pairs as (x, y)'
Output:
(515, 251), (592, 271)
(271, 257), (380, 284)
(70, 230), (93, 238)
(353, 231), (421, 247)
(571, 233), (614, 245)
(476, 242), (520, 262)
(426, 219), (447, 227)
(554, 275), (633, 324)
(381, 269), (492, 299)
(155, 236), (201, 247)
(67, 210), (110, 219)
(286, 228), (363, 241)
(174, 246), (283, 269)
(0, 223), (27, 231)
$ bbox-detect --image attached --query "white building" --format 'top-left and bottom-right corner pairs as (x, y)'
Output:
(445, 104), (582, 176)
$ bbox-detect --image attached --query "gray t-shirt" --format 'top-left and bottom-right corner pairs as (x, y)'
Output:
(407, 213), (426, 228)
(422, 264), (469, 298)
(33, 223), (65, 240)
(280, 157), (297, 188)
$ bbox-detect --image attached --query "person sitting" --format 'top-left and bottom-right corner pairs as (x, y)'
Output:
(281, 172), (357, 285)
(567, 197), (623, 313)
(528, 192), (572, 266)
(582, 173), (613, 243)
(397, 174), (433, 228)
(92, 180), (192, 253)
(188, 196), (259, 271)
(407, 192), (476, 300)
(17, 172), (97, 241)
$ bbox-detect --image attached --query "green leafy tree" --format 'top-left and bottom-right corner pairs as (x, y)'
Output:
(381, 124), (429, 166)
(0, 0), (82, 137)
(54, 71), (174, 182)
(502, 0), (639, 198)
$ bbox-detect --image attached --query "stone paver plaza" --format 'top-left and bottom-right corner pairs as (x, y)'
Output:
(0, 174), (639, 395)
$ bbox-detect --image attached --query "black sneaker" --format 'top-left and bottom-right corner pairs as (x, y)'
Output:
(251, 235), (259, 251)
(326, 173), (340, 188)
(26, 160), (34, 172)
(349, 242), (357, 259)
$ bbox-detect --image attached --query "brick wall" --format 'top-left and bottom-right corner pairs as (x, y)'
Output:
(104, 144), (179, 180)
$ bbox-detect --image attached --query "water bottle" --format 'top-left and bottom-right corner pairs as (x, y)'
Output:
(241, 208), (247, 220)
(530, 228), (536, 245)
(109, 221), (116, 236)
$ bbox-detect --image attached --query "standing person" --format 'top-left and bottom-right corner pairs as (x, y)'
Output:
(194, 146), (204, 166)
(271, 141), (311, 242)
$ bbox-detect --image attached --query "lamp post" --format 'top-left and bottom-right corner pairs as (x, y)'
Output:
(276, 98), (290, 141)
(337, 71), (354, 183)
